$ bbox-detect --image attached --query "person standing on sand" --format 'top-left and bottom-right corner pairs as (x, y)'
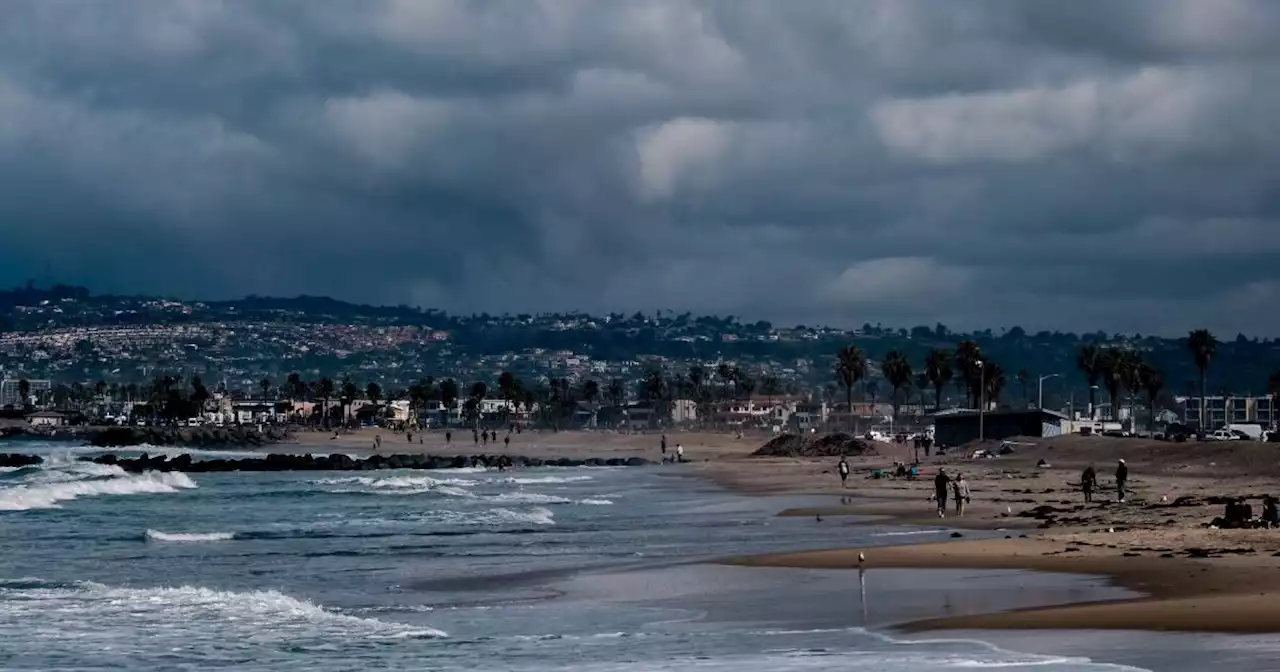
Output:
(445, 430), (452, 445)
(953, 473), (970, 516)
(837, 457), (850, 488)
(1115, 459), (1128, 502)
(934, 468), (950, 518)
(660, 434), (667, 461)
(504, 434), (510, 449)
(1081, 465), (1097, 503)
(676, 444), (685, 463)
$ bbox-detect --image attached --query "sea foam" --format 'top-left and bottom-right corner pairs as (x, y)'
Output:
(0, 471), (196, 511)
(0, 579), (447, 651)
(145, 529), (235, 542)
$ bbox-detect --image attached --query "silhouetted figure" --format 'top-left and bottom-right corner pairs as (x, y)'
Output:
(445, 430), (452, 444)
(1264, 495), (1279, 527)
(934, 469), (950, 518)
(1081, 465), (1097, 503)
(953, 473), (970, 516)
(504, 435), (510, 449)
(660, 434), (667, 461)
(1115, 459), (1128, 503)
(838, 457), (850, 488)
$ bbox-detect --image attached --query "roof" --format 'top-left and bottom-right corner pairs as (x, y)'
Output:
(26, 410), (68, 418)
(933, 407), (1069, 421)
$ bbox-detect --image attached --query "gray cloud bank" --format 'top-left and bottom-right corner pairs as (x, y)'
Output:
(2, 0), (1279, 335)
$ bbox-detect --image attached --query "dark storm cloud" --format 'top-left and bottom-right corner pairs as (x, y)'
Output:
(2, 1), (1279, 335)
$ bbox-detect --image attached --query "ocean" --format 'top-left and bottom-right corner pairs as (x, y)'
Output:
(0, 440), (1274, 671)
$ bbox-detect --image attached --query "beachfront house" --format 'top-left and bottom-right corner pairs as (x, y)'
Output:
(26, 410), (69, 427)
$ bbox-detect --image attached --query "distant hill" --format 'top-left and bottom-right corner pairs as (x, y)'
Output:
(1, 284), (1278, 397)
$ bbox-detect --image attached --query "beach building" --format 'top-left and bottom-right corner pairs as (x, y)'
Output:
(1178, 395), (1275, 429)
(26, 410), (69, 427)
(0, 378), (52, 408)
(932, 408), (1067, 446)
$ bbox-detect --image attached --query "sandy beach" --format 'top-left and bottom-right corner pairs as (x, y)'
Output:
(279, 427), (1280, 633)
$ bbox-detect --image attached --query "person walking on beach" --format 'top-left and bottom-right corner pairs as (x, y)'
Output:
(934, 468), (950, 518)
(953, 473), (970, 516)
(676, 444), (685, 463)
(1081, 465), (1097, 503)
(445, 430), (452, 445)
(837, 456), (851, 488)
(504, 434), (511, 449)
(660, 434), (668, 462)
(1115, 459), (1128, 503)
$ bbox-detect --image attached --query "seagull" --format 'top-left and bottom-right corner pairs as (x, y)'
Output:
(858, 552), (866, 563)
(816, 514), (824, 522)
(1161, 495), (1169, 503)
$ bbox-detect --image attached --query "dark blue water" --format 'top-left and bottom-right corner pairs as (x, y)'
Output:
(1, 441), (1271, 670)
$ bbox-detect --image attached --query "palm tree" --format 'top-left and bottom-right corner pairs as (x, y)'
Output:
(953, 340), (982, 408)
(835, 345), (867, 432)
(1139, 362), (1165, 432)
(716, 364), (734, 401)
(606, 378), (626, 408)
(924, 348), (953, 412)
(286, 373), (303, 402)
(982, 361), (1006, 408)
(260, 377), (272, 401)
(439, 379), (459, 428)
(1117, 351), (1145, 431)
(582, 379), (600, 405)
(498, 371), (518, 415)
(365, 382), (382, 407)
(1220, 385), (1232, 431)
(881, 350), (913, 424)
(1186, 329), (1218, 430)
(760, 375), (782, 407)
(1017, 369), (1030, 406)
(339, 377), (359, 427)
(1268, 369), (1280, 431)
(1076, 344), (1103, 420)
(315, 377), (335, 427)
(16, 378), (30, 409)
(1096, 349), (1124, 422)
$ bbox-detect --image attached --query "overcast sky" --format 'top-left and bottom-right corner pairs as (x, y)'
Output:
(2, 1), (1278, 336)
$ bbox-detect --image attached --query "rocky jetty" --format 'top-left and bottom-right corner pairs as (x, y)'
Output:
(78, 452), (651, 473)
(752, 432), (878, 458)
(2, 424), (292, 448)
(86, 426), (290, 448)
(0, 453), (44, 468)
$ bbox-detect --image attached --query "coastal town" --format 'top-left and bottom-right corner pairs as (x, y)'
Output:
(1, 287), (1277, 445)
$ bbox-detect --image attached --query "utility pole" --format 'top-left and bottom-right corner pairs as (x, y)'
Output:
(977, 360), (986, 442)
(1038, 373), (1061, 410)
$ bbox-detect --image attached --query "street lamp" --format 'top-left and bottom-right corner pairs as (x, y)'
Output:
(1038, 374), (1061, 410)
(977, 360), (985, 442)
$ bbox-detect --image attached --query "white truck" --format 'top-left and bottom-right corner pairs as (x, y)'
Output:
(1226, 424), (1266, 441)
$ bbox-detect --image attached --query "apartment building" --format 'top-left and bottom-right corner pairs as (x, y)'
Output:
(1179, 395), (1275, 429)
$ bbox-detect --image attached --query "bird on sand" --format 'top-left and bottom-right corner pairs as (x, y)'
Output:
(858, 552), (866, 563)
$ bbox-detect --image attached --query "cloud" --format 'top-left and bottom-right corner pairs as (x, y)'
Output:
(1, 0), (1280, 335)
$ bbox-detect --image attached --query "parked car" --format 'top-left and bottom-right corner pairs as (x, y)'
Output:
(1208, 429), (1240, 441)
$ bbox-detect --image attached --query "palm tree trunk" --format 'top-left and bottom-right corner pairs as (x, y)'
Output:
(1199, 370), (1207, 430)
(846, 387), (853, 433)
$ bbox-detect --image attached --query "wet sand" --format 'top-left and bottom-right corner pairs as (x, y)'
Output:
(283, 428), (1280, 633)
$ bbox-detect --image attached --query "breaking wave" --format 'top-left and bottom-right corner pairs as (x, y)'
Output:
(145, 529), (235, 542)
(0, 579), (446, 652)
(0, 470), (197, 511)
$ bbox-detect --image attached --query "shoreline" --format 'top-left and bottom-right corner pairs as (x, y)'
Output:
(16, 427), (1280, 634)
(726, 535), (1280, 634)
